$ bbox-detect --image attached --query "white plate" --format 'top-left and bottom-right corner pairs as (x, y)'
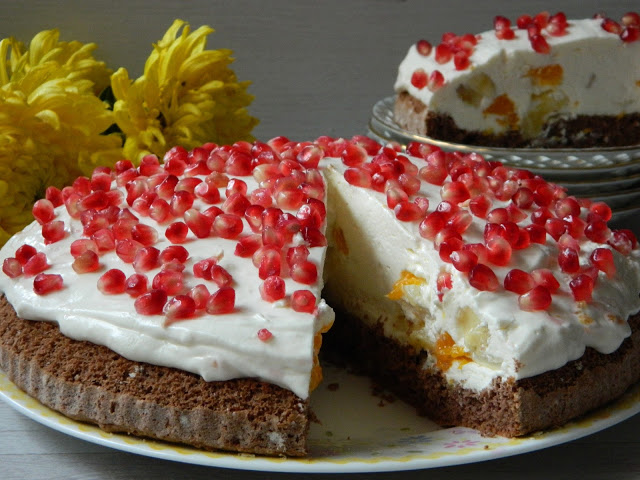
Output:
(2, 365), (639, 473)
(369, 96), (640, 181)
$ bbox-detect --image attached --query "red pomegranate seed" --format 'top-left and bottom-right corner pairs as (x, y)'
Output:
(152, 269), (184, 296)
(139, 155), (162, 176)
(257, 328), (273, 342)
(468, 264), (500, 291)
(545, 218), (567, 241)
(291, 290), (316, 313)
(135, 289), (168, 315)
(125, 273), (148, 297)
(453, 50), (471, 70)
(206, 287), (236, 314)
(558, 247), (580, 273)
(590, 247), (616, 278)
(436, 271), (452, 301)
(410, 68), (428, 89)
(435, 43), (453, 63)
(504, 269), (535, 294)
(469, 194), (491, 218)
(165, 221), (189, 244)
(486, 207), (510, 224)
(290, 260), (318, 285)
(297, 199), (326, 229)
(622, 12), (640, 26)
(160, 245), (189, 264)
(416, 39), (432, 55)
(97, 269), (126, 294)
(2, 258), (22, 278)
(394, 201), (423, 222)
(302, 226), (327, 247)
(131, 223), (158, 246)
(530, 33), (550, 53)
(32, 199), (56, 225)
(517, 14), (533, 29)
(584, 219), (611, 243)
(621, 25), (640, 42)
(212, 214), (244, 239)
(340, 143), (368, 167)
(296, 145), (324, 169)
(15, 244), (38, 265)
(486, 236), (512, 266)
(41, 220), (65, 244)
(275, 189), (305, 210)
(531, 268), (560, 292)
(170, 190), (195, 217)
(222, 193), (250, 216)
(450, 249), (478, 273)
(418, 211), (446, 240)
(45, 186), (64, 207)
(163, 295), (197, 324)
(428, 70), (445, 91)
(133, 246), (161, 273)
(184, 209), (213, 238)
(148, 198), (170, 223)
(570, 274), (594, 302)
(33, 273), (64, 295)
(72, 250), (100, 274)
(193, 258), (217, 280)
(90, 228), (115, 252)
(258, 249), (282, 280)
(608, 230), (635, 255)
(23, 252), (49, 276)
(187, 284), (210, 310)
(601, 18), (623, 34)
(440, 181), (470, 204)
(225, 150), (252, 176)
(554, 197), (581, 218)
(211, 265), (233, 287)
(519, 285), (552, 311)
(234, 234), (262, 257)
(588, 202), (612, 221)
(115, 239), (143, 263)
(260, 275), (286, 302)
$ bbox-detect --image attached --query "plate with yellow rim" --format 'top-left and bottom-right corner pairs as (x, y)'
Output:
(1, 364), (640, 473)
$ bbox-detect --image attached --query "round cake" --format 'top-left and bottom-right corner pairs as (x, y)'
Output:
(1, 136), (640, 456)
(393, 11), (640, 147)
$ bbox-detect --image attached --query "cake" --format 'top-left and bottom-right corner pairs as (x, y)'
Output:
(393, 12), (640, 147)
(1, 136), (640, 456)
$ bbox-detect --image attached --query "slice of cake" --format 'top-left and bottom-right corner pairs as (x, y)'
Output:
(1, 136), (640, 455)
(393, 12), (640, 147)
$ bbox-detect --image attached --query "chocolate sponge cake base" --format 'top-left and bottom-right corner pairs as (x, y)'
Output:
(394, 91), (640, 148)
(323, 308), (640, 437)
(0, 295), (309, 457)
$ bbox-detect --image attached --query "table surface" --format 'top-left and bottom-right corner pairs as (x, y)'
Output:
(2, 1), (639, 478)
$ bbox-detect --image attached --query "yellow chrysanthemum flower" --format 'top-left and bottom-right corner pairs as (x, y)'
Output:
(0, 29), (122, 244)
(111, 19), (258, 164)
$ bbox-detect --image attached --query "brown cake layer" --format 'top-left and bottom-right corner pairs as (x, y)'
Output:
(394, 91), (640, 148)
(323, 308), (640, 437)
(0, 295), (309, 456)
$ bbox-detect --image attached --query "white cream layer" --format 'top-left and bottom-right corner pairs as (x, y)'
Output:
(0, 175), (334, 400)
(323, 156), (640, 392)
(394, 18), (640, 139)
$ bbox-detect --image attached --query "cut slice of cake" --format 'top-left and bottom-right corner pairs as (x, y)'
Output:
(393, 12), (640, 147)
(1, 136), (640, 455)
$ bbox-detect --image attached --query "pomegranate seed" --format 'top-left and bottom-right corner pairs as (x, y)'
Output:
(494, 15), (511, 31)
(302, 226), (327, 247)
(90, 228), (115, 252)
(260, 275), (286, 302)
(410, 68), (428, 89)
(554, 197), (581, 218)
(608, 230), (635, 255)
(115, 239), (143, 263)
(222, 193), (250, 216)
(187, 284), (210, 310)
(170, 190), (195, 217)
(152, 269), (184, 296)
(558, 247), (580, 273)
(468, 264), (500, 292)
(23, 252), (49, 276)
(517, 14), (533, 29)
(184, 209), (213, 238)
(234, 234), (262, 257)
(139, 155), (162, 176)
(2, 258), (22, 278)
(290, 260), (318, 285)
(504, 269), (535, 294)
(419, 211), (446, 240)
(428, 70), (445, 91)
(590, 248), (616, 278)
(258, 249), (282, 279)
(570, 274), (594, 302)
(496, 26), (515, 40)
(453, 50), (471, 70)
(40, 220), (65, 245)
(435, 43), (453, 63)
(15, 244), (38, 265)
(257, 328), (273, 342)
(621, 25), (640, 43)
(193, 258), (217, 280)
(33, 273), (64, 295)
(297, 145), (324, 169)
(71, 250), (100, 274)
(129, 223), (157, 247)
(125, 273), (148, 297)
(486, 236), (512, 266)
(291, 290), (316, 313)
(165, 221), (189, 243)
(531, 207), (552, 225)
(622, 12), (640, 26)
(519, 285), (552, 311)
(545, 218), (567, 241)
(531, 268), (560, 292)
(97, 269), (126, 294)
(210, 265), (233, 287)
(601, 18), (623, 34)
(486, 207), (510, 224)
(163, 295), (197, 324)
(32, 199), (56, 225)
(212, 214), (244, 239)
(297, 199), (326, 228)
(341, 143), (368, 167)
(463, 243), (488, 264)
(206, 287), (235, 314)
(225, 151), (252, 176)
(45, 186), (64, 207)
(450, 249), (478, 273)
(584, 219), (611, 243)
(135, 289), (168, 315)
(530, 34), (550, 53)
(133, 246), (161, 272)
(160, 245), (189, 264)
(275, 188), (305, 210)
(436, 271), (452, 301)
(440, 181), (470, 204)
(416, 39), (432, 55)
(394, 201), (423, 222)
(286, 246), (310, 268)
(588, 202), (612, 221)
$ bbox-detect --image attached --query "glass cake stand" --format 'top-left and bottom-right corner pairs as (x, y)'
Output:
(368, 96), (640, 230)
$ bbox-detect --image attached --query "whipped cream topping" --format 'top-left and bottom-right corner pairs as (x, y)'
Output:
(394, 18), (640, 139)
(0, 149), (334, 400)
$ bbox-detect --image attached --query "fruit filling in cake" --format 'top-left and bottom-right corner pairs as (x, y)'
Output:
(1, 136), (640, 455)
(393, 12), (640, 147)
